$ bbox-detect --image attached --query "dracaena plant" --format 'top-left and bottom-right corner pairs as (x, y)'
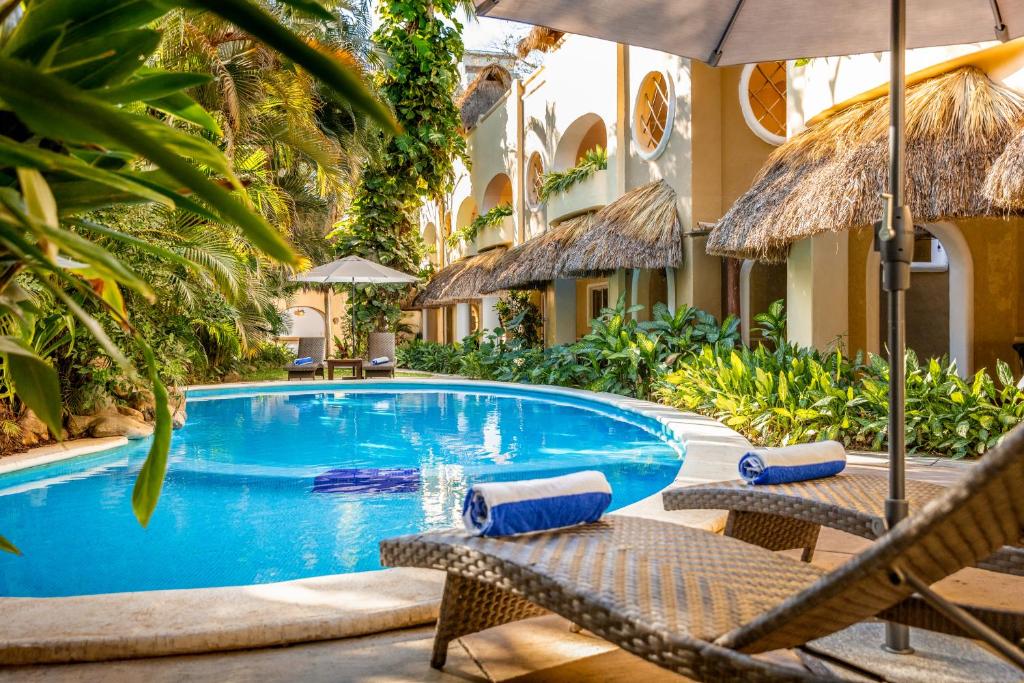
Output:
(0, 0), (394, 555)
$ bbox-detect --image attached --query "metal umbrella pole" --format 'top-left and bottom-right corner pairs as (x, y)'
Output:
(878, 0), (914, 654)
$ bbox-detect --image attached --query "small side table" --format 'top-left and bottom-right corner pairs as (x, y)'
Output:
(327, 358), (363, 380)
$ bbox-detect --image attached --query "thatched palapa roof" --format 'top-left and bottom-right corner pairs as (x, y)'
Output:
(483, 213), (594, 292)
(516, 26), (564, 58)
(562, 180), (683, 276)
(414, 247), (508, 308)
(483, 180), (682, 291)
(456, 64), (512, 132)
(708, 67), (1024, 263)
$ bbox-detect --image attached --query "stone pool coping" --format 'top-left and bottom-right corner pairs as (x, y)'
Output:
(0, 379), (752, 665)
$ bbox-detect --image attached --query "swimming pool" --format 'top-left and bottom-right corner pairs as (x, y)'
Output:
(0, 382), (684, 597)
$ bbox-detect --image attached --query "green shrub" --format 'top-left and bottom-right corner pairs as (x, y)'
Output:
(659, 302), (1024, 458)
(495, 292), (543, 346)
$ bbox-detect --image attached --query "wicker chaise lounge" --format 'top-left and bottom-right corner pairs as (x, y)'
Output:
(284, 337), (326, 380)
(381, 426), (1024, 681)
(662, 469), (1024, 576)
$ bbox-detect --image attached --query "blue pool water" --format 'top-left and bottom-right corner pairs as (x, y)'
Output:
(0, 383), (684, 597)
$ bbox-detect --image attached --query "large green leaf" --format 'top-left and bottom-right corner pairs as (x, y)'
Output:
(0, 138), (173, 208)
(3, 0), (164, 58)
(144, 92), (222, 135)
(176, 0), (399, 133)
(0, 336), (62, 437)
(0, 58), (297, 265)
(131, 345), (172, 527)
(99, 70), (211, 104)
(0, 534), (20, 556)
(52, 28), (161, 88)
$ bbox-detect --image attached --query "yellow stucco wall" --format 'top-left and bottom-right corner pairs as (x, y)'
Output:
(848, 219), (1024, 373)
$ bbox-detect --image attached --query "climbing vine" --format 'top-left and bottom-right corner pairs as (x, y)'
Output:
(331, 0), (467, 333)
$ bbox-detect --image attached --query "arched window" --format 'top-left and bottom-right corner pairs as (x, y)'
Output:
(740, 61), (787, 145)
(633, 71), (674, 159)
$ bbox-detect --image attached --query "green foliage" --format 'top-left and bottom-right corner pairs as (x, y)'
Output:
(494, 291), (542, 347)
(446, 203), (512, 248)
(538, 146), (608, 201)
(660, 301), (1024, 458)
(0, 0), (388, 547)
(331, 0), (466, 336)
(401, 296), (740, 400)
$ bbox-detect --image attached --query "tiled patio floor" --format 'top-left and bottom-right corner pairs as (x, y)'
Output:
(3, 456), (1019, 682)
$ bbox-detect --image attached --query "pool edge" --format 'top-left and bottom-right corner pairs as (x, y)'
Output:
(0, 379), (752, 665)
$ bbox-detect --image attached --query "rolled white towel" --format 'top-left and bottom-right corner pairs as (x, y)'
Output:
(463, 470), (612, 537)
(739, 441), (846, 485)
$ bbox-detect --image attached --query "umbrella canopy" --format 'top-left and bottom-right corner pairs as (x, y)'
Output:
(291, 256), (417, 358)
(708, 67), (1024, 262)
(291, 255), (418, 285)
(475, 1), (1023, 66)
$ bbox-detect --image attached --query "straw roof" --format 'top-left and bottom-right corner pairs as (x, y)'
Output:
(413, 247), (508, 308)
(563, 180), (683, 275)
(708, 67), (1024, 263)
(456, 64), (512, 132)
(516, 26), (564, 58)
(482, 213), (594, 292)
(483, 180), (682, 290)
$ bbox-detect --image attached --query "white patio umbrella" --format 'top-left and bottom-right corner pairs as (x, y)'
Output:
(476, 0), (1024, 656)
(291, 256), (417, 357)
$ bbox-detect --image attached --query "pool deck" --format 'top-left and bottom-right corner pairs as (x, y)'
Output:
(0, 379), (1012, 680)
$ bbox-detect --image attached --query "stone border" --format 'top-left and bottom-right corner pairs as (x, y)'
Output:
(0, 437), (128, 476)
(0, 379), (751, 665)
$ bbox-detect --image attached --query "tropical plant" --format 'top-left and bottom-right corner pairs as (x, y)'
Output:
(0, 0), (393, 553)
(331, 0), (466, 336)
(446, 203), (512, 247)
(538, 146), (608, 201)
(494, 291), (542, 346)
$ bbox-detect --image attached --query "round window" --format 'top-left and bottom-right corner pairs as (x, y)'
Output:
(526, 152), (545, 210)
(740, 61), (787, 145)
(632, 71), (674, 160)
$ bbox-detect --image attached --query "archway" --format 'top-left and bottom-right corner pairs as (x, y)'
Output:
(482, 173), (513, 212)
(553, 113), (607, 171)
(422, 222), (438, 265)
(865, 221), (973, 374)
(282, 306), (326, 343)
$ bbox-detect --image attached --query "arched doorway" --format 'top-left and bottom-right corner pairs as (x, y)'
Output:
(865, 221), (973, 374)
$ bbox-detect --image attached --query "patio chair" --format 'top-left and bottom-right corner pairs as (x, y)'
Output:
(363, 331), (396, 378)
(284, 337), (326, 380)
(661, 468), (1024, 577)
(381, 424), (1024, 681)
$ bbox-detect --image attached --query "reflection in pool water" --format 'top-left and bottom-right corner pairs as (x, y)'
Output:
(0, 385), (683, 597)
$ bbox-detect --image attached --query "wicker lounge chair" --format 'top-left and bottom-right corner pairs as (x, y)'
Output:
(284, 337), (326, 380)
(381, 425), (1024, 681)
(364, 331), (396, 378)
(662, 468), (1024, 577)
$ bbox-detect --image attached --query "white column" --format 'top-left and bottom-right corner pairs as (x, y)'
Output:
(665, 267), (678, 314)
(420, 309), (430, 341)
(455, 303), (471, 342)
(739, 260), (754, 347)
(552, 278), (577, 345)
(480, 295), (501, 333)
(787, 232), (849, 350)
